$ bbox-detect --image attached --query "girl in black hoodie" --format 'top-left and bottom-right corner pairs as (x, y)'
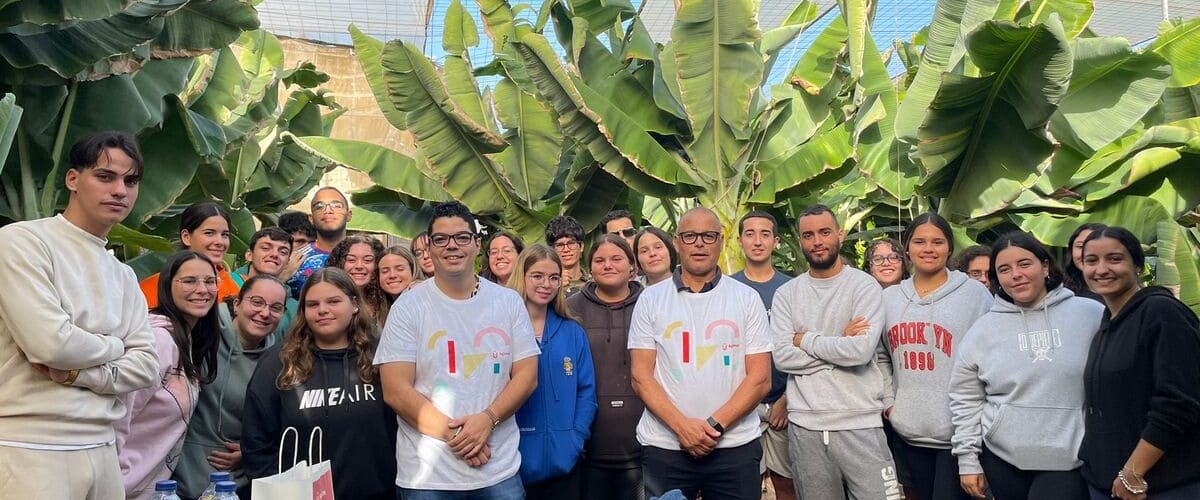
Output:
(1079, 227), (1200, 500)
(243, 268), (398, 499)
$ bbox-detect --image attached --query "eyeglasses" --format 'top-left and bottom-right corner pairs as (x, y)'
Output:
(526, 273), (562, 286)
(175, 276), (219, 292)
(311, 201), (346, 213)
(244, 296), (286, 316)
(489, 246), (517, 257)
(678, 231), (720, 245)
(610, 228), (637, 238)
(553, 240), (580, 251)
(430, 232), (477, 247)
(870, 254), (902, 266)
(967, 270), (987, 279)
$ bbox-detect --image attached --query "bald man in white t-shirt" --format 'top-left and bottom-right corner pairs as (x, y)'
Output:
(628, 207), (773, 500)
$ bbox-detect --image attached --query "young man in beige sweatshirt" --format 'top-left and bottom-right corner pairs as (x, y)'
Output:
(0, 132), (160, 499)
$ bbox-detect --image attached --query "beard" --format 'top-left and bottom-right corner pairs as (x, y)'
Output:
(803, 244), (840, 271)
(316, 220), (347, 240)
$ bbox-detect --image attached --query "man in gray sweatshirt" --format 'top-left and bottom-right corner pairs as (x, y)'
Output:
(771, 205), (900, 500)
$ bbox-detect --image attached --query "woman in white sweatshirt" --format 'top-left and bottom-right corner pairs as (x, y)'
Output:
(949, 232), (1102, 500)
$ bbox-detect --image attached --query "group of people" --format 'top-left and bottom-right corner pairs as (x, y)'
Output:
(0, 131), (1197, 500)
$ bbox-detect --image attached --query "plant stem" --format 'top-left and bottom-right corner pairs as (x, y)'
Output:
(41, 79), (78, 215)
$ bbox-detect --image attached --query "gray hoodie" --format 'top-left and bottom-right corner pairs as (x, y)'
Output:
(949, 287), (1103, 474)
(878, 270), (992, 448)
(771, 266), (887, 431)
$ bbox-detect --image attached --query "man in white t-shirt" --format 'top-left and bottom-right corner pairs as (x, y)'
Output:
(629, 207), (773, 500)
(376, 201), (540, 498)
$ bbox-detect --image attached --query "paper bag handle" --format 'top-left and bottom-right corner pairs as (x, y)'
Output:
(278, 426), (300, 474)
(308, 426), (323, 464)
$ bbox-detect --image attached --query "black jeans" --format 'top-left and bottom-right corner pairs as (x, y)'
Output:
(581, 463), (644, 500)
(526, 464), (581, 500)
(642, 441), (762, 500)
(980, 447), (1087, 500)
(892, 438), (970, 500)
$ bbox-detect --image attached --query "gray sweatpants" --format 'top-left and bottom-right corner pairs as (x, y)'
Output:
(787, 424), (904, 500)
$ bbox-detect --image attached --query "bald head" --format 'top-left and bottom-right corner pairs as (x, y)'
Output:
(678, 207), (720, 230)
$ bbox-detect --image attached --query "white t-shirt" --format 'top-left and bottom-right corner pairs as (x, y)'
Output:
(627, 277), (773, 450)
(375, 278), (540, 490)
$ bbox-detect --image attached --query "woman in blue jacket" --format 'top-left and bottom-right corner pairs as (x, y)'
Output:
(509, 243), (598, 499)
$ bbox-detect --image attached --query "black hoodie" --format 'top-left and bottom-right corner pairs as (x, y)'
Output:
(567, 281), (645, 468)
(242, 345), (398, 499)
(1080, 287), (1200, 492)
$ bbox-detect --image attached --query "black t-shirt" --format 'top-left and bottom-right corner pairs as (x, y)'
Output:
(732, 269), (792, 404)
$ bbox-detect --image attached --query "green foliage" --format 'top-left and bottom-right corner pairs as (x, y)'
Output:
(0, 1), (341, 264)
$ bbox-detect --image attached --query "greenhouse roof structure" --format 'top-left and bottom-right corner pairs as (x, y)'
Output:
(258, 0), (1200, 79)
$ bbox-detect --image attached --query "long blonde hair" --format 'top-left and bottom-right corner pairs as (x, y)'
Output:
(507, 244), (579, 321)
(276, 268), (378, 389)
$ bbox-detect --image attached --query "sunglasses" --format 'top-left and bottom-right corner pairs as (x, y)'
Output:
(610, 228), (638, 238)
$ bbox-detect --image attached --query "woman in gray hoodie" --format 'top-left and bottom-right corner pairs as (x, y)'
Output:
(949, 233), (1102, 500)
(879, 213), (993, 500)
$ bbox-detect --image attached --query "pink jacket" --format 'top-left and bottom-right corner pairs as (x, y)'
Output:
(114, 314), (199, 500)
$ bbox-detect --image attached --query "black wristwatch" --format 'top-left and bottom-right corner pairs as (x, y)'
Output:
(706, 416), (725, 434)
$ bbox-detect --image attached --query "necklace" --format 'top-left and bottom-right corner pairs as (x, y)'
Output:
(469, 275), (481, 298)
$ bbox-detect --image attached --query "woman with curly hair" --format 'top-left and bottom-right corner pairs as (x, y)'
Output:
(241, 268), (398, 500)
(865, 237), (909, 289)
(327, 234), (390, 329)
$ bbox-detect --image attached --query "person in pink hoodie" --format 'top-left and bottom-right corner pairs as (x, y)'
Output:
(116, 250), (222, 499)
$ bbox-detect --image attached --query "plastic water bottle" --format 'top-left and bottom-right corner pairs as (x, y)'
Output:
(150, 480), (181, 500)
(214, 480), (238, 499)
(199, 471), (233, 500)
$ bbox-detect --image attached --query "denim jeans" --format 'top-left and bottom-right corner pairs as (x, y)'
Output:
(397, 474), (524, 500)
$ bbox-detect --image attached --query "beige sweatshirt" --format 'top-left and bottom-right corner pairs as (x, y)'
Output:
(0, 215), (159, 446)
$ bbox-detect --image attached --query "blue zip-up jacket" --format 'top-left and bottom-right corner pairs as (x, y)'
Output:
(515, 307), (598, 485)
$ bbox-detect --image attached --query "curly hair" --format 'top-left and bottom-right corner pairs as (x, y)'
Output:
(327, 234), (390, 327)
(864, 238), (910, 281)
(277, 268), (378, 390)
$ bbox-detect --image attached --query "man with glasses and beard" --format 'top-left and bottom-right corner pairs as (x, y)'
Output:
(287, 186), (352, 298)
(770, 205), (898, 500)
(377, 201), (540, 499)
(629, 207), (772, 499)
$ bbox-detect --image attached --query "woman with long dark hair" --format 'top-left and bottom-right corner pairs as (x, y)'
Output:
(175, 275), (289, 498)
(880, 213), (993, 500)
(242, 268), (398, 500)
(140, 202), (241, 307)
(117, 250), (221, 499)
(328, 234), (390, 329)
(510, 244), (597, 498)
(1064, 223), (1106, 301)
(949, 232), (1100, 500)
(1079, 227), (1200, 500)
(482, 231), (525, 285)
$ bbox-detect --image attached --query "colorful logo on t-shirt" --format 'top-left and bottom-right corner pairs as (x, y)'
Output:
(664, 319), (742, 379)
(426, 327), (512, 378)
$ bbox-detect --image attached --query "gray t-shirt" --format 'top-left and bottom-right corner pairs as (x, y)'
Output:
(732, 269), (791, 403)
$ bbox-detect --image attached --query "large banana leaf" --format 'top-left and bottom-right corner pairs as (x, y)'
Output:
(0, 0), (186, 82)
(671, 0), (761, 180)
(750, 121), (854, 204)
(563, 0), (633, 34)
(441, 0), (490, 128)
(1011, 195), (1172, 246)
(894, 0), (968, 142)
(0, 93), (20, 178)
(348, 25), (405, 130)
(1155, 221), (1200, 315)
(561, 148), (624, 230)
(154, 0), (259, 54)
(576, 32), (685, 136)
(1150, 18), (1200, 88)
(1019, 0), (1093, 39)
(513, 31), (702, 198)
(126, 95), (208, 225)
(1050, 37), (1170, 154)
(289, 135), (449, 202)
(347, 187), (435, 238)
(836, 0), (871, 82)
(0, 1), (128, 26)
(916, 17), (1073, 220)
(787, 15), (847, 95)
(1068, 117), (1200, 188)
(494, 79), (561, 204)
(380, 40), (511, 213)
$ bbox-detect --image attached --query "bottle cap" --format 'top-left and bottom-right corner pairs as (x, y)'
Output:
(210, 471), (232, 482)
(155, 480), (177, 492)
(215, 481), (237, 493)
